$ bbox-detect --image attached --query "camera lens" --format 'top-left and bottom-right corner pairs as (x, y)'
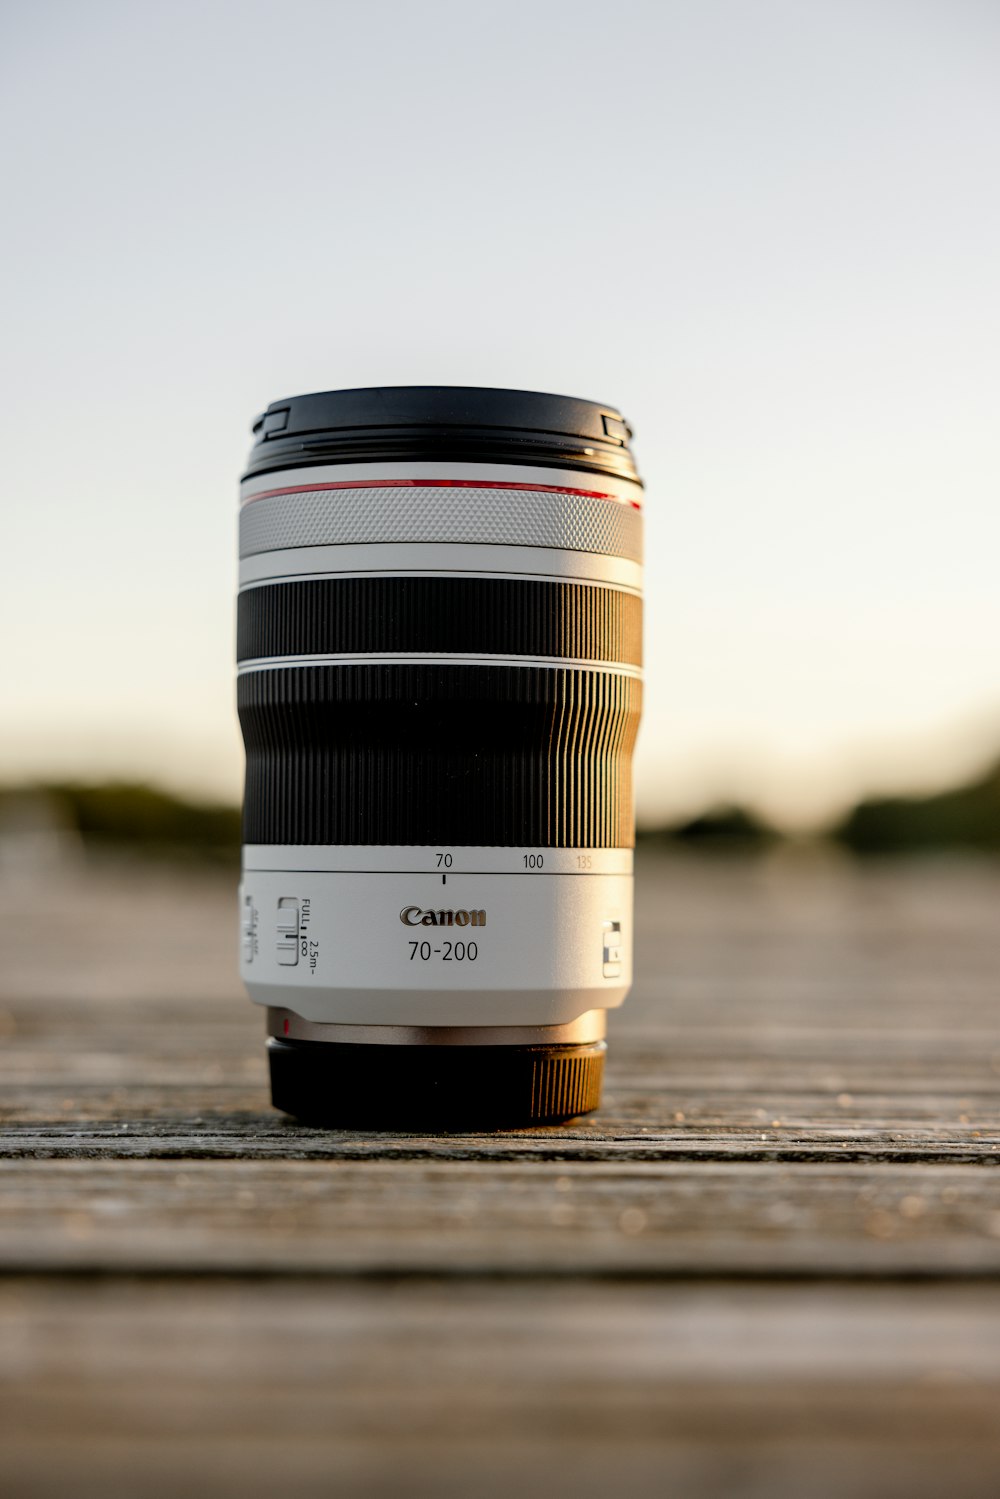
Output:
(236, 386), (643, 1128)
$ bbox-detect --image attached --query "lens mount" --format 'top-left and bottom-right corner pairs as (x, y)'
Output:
(267, 1036), (607, 1129)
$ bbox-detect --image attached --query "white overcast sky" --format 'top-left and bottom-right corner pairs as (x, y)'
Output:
(2, 0), (998, 826)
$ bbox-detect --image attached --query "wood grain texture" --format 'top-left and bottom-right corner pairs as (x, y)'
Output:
(3, 1279), (1000, 1499)
(2, 850), (1000, 1496)
(2, 1158), (1000, 1276)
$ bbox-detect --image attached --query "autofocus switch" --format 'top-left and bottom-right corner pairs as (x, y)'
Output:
(603, 920), (623, 979)
(241, 894), (257, 964)
(276, 897), (300, 966)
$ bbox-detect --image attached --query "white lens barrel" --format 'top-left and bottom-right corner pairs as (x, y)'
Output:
(236, 389), (643, 1126)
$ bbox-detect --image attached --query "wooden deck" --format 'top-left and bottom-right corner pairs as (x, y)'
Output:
(2, 848), (999, 1496)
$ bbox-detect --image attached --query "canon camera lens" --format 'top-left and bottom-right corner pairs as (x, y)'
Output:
(236, 386), (643, 1127)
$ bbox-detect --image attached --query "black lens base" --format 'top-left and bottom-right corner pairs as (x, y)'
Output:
(267, 1037), (605, 1130)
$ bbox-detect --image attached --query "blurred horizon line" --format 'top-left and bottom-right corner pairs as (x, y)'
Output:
(2, 741), (999, 860)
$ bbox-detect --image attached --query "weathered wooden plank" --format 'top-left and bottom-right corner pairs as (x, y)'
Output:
(3, 1119), (1000, 1163)
(7, 1439), (1000, 1499)
(3, 1279), (1000, 1499)
(4, 1016), (998, 1160)
(2, 1157), (1000, 1275)
(3, 855), (1000, 1493)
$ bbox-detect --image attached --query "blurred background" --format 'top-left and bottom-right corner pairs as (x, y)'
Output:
(3, 11), (1000, 1497)
(2, 0), (998, 863)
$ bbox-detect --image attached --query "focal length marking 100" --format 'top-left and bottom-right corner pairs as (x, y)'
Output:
(236, 386), (644, 1127)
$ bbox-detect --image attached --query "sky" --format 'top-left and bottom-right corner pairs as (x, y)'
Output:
(1, 0), (998, 828)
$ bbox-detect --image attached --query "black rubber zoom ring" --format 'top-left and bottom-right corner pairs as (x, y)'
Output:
(237, 577), (642, 666)
(267, 1037), (606, 1128)
(238, 664), (640, 847)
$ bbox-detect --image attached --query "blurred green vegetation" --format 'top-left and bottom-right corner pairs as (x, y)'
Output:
(2, 757), (999, 861)
(0, 782), (241, 865)
(833, 758), (1000, 853)
(637, 806), (779, 850)
(638, 756), (1000, 853)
